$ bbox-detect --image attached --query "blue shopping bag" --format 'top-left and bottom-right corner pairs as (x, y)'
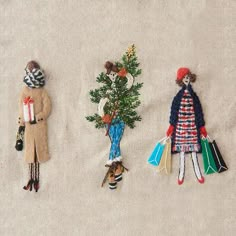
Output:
(148, 138), (166, 166)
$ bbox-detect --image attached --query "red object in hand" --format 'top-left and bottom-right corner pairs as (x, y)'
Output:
(23, 96), (34, 105)
(200, 126), (207, 137)
(23, 96), (34, 122)
(166, 125), (175, 137)
(102, 114), (112, 124)
(118, 68), (127, 77)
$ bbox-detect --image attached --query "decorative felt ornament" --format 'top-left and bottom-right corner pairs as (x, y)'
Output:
(201, 136), (228, 174)
(148, 137), (166, 166)
(201, 138), (218, 174)
(86, 45), (143, 190)
(148, 137), (172, 173)
(156, 139), (172, 174)
(149, 68), (227, 185)
(16, 61), (51, 192)
(209, 138), (228, 173)
(23, 96), (35, 122)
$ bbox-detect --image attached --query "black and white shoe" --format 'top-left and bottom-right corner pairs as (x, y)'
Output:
(115, 173), (122, 182)
(109, 181), (117, 190)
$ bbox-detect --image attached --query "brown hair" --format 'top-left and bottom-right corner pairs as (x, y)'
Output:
(176, 73), (196, 86)
(26, 61), (40, 72)
(104, 61), (119, 74)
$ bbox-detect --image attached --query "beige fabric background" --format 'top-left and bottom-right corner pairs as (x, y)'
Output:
(0, 0), (235, 235)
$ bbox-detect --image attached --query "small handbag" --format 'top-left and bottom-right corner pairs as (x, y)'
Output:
(148, 137), (166, 166)
(15, 126), (25, 151)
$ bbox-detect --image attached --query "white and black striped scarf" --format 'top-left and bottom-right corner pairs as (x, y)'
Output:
(23, 68), (45, 88)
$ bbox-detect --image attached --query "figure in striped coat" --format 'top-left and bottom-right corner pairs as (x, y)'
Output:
(166, 68), (207, 185)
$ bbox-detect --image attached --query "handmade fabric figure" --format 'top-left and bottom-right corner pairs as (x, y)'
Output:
(166, 68), (206, 185)
(86, 45), (143, 190)
(107, 119), (125, 164)
(16, 61), (51, 192)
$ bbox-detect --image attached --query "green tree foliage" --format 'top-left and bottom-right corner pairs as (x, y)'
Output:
(86, 45), (143, 129)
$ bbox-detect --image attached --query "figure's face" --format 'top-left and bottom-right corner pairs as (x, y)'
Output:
(107, 71), (117, 82)
(182, 74), (190, 86)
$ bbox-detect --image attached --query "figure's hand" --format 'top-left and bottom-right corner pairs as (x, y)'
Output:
(102, 114), (112, 124)
(35, 113), (44, 123)
(30, 117), (37, 125)
(200, 126), (207, 138)
(166, 125), (174, 137)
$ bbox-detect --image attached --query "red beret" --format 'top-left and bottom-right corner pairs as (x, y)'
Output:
(177, 68), (190, 81)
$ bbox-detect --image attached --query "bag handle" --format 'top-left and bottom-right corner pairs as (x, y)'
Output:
(207, 135), (212, 142)
(156, 136), (169, 145)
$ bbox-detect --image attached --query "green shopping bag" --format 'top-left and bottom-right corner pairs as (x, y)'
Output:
(201, 138), (218, 174)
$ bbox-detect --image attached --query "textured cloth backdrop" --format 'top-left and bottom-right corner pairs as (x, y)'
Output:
(0, 0), (236, 235)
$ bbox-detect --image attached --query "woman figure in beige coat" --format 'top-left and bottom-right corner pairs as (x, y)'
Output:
(17, 61), (51, 192)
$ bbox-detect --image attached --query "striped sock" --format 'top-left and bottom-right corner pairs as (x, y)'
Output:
(109, 182), (117, 190)
(115, 173), (122, 182)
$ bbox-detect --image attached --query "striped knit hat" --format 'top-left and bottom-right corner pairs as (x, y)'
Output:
(177, 68), (190, 81)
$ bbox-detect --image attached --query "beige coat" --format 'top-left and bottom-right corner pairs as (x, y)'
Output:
(18, 86), (51, 163)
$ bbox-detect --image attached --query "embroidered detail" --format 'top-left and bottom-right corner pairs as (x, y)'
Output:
(15, 126), (25, 151)
(23, 68), (45, 88)
(159, 68), (209, 185)
(23, 97), (35, 122)
(173, 89), (199, 152)
(173, 144), (200, 152)
(23, 162), (40, 192)
(86, 45), (142, 189)
(108, 120), (125, 161)
(152, 68), (227, 185)
(17, 61), (51, 192)
(102, 162), (128, 189)
(118, 68), (127, 77)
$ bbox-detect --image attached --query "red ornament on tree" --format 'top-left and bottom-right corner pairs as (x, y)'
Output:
(102, 114), (112, 124)
(118, 68), (127, 77)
